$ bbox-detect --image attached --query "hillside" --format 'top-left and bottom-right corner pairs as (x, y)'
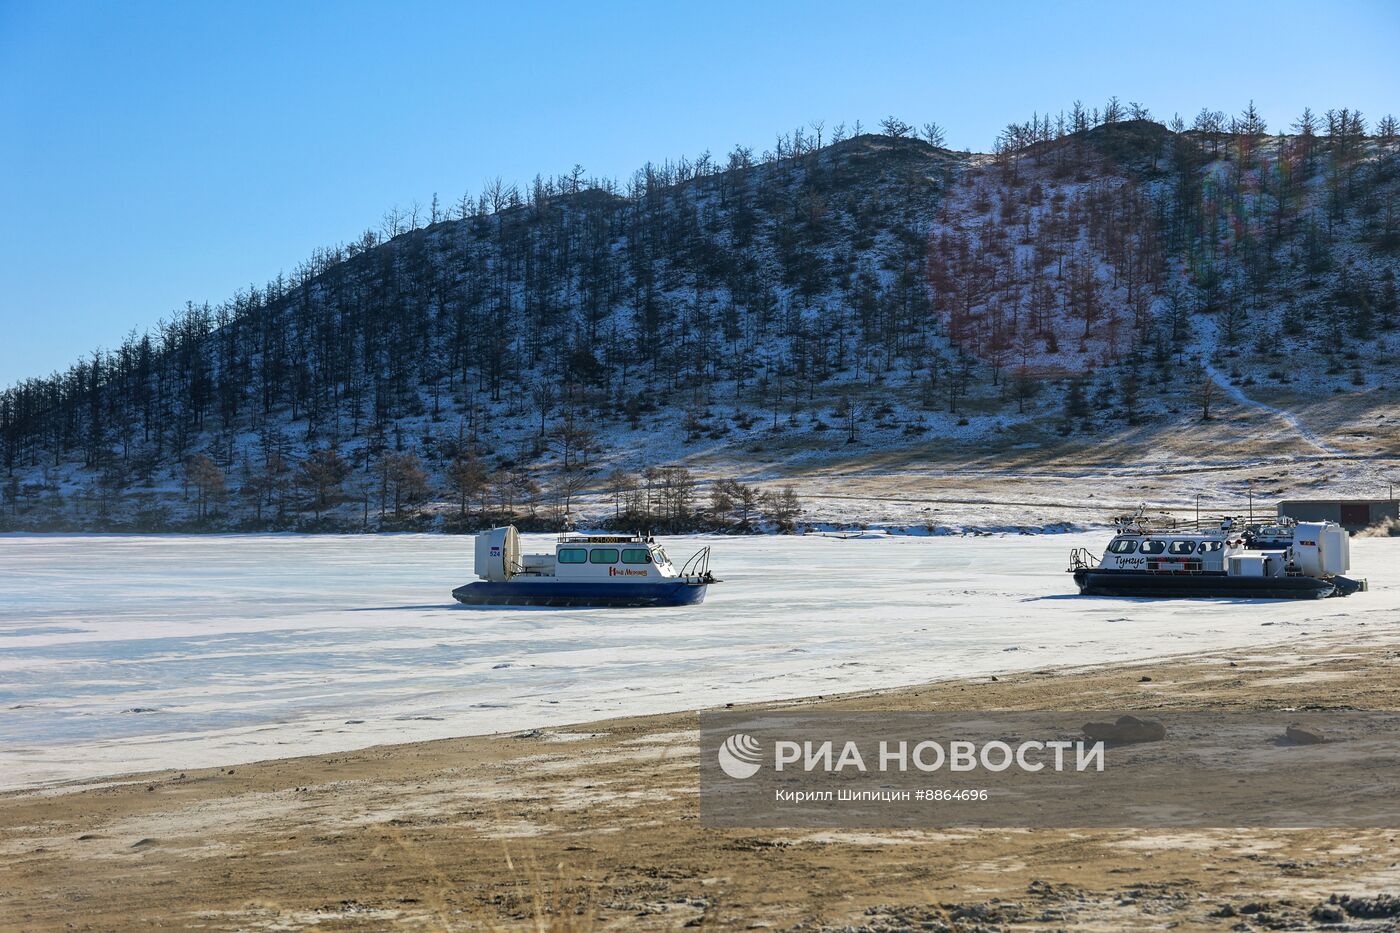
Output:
(3, 108), (1399, 533)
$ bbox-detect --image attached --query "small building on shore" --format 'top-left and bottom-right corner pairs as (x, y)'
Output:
(1278, 499), (1399, 533)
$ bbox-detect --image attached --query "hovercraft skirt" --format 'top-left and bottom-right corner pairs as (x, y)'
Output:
(453, 580), (708, 608)
(1074, 569), (1344, 599)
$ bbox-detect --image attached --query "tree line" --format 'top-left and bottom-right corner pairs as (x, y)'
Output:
(1, 98), (1396, 529)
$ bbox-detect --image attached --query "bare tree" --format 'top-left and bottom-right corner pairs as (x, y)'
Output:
(531, 383), (556, 438)
(185, 453), (225, 520)
(549, 408), (596, 471)
(298, 446), (349, 519)
(1194, 367), (1219, 421)
(879, 116), (912, 138)
(379, 451), (430, 520)
(655, 466), (696, 523)
(831, 394), (862, 444)
(1292, 106), (1319, 137)
(550, 469), (595, 525)
(606, 467), (636, 518)
(446, 451), (486, 517)
(711, 478), (761, 526)
(1377, 114), (1399, 151)
(762, 485), (802, 532)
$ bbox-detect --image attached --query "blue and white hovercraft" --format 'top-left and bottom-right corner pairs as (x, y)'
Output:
(452, 525), (719, 608)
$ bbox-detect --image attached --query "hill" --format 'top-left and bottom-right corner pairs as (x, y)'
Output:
(3, 106), (1398, 533)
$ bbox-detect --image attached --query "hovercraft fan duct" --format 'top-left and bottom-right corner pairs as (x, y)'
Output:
(475, 525), (522, 582)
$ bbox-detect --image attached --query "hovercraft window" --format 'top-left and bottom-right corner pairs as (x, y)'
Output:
(558, 547), (587, 563)
(1168, 541), (1198, 555)
(1139, 540), (1167, 555)
(621, 548), (652, 564)
(589, 548), (620, 564)
(1108, 539), (1138, 554)
(1199, 541), (1223, 552)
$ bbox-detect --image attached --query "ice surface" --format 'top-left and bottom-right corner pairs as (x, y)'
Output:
(1, 532), (1396, 789)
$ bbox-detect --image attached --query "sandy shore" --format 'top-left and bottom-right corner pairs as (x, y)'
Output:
(4, 632), (1400, 931)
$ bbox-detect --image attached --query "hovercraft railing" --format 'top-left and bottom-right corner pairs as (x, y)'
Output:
(681, 546), (712, 580)
(1067, 547), (1099, 572)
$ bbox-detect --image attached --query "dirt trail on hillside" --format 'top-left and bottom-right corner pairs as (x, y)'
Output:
(5, 631), (1400, 930)
(1205, 362), (1340, 455)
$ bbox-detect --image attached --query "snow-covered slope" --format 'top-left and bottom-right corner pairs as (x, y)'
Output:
(2, 119), (1398, 533)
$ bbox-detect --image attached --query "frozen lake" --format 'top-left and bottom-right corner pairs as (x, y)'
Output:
(1, 532), (1395, 788)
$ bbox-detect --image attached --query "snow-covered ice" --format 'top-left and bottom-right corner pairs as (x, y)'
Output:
(1, 532), (1395, 789)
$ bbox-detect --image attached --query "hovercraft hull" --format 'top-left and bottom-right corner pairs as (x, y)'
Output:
(1073, 569), (1354, 599)
(452, 580), (709, 608)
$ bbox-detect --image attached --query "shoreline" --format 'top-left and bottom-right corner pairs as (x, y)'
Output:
(5, 630), (1400, 930)
(6, 440), (1397, 539)
(0, 520), (1090, 538)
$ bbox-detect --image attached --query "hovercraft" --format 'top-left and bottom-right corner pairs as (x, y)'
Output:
(453, 525), (719, 608)
(1068, 508), (1367, 600)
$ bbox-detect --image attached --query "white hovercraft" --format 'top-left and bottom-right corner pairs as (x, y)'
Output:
(453, 526), (719, 608)
(1068, 507), (1367, 599)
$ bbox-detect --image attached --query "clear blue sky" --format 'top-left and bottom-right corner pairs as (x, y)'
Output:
(1, 0), (1397, 386)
